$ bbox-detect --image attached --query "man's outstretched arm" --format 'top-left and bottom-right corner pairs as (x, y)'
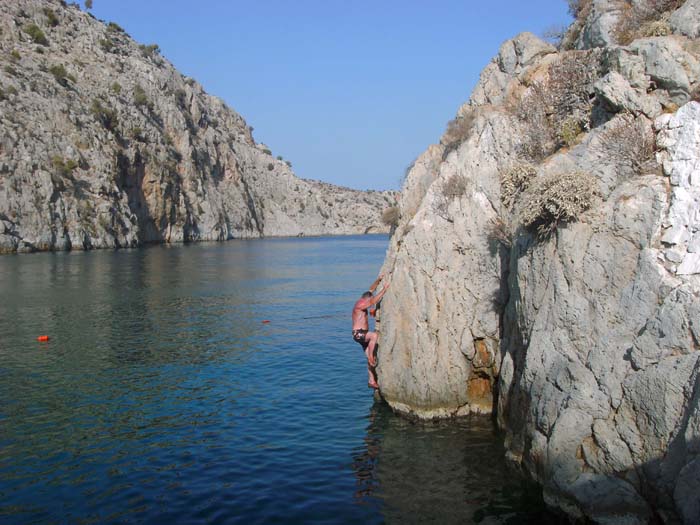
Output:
(368, 278), (390, 307)
(368, 273), (384, 293)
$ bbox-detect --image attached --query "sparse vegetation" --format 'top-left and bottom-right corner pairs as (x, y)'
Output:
(129, 127), (144, 142)
(133, 84), (149, 107)
(3, 65), (17, 77)
(49, 64), (75, 86)
(107, 22), (124, 33)
(487, 216), (512, 247)
(110, 81), (121, 94)
(518, 171), (598, 239)
(99, 38), (115, 53)
(501, 162), (536, 208)
(432, 174), (468, 222)
(140, 44), (160, 59)
(285, 160), (292, 168)
(511, 51), (601, 160)
(10, 50), (21, 62)
(381, 206), (400, 228)
(90, 99), (118, 131)
(441, 110), (477, 157)
(613, 0), (683, 45)
(24, 24), (48, 46)
(51, 155), (78, 177)
(43, 8), (59, 27)
(595, 113), (658, 177)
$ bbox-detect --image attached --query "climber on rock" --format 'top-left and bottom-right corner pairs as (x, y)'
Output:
(352, 273), (390, 389)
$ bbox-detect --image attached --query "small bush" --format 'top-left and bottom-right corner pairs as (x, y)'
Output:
(110, 81), (121, 94)
(487, 217), (512, 247)
(90, 99), (118, 131)
(381, 206), (400, 228)
(613, 0), (684, 45)
(140, 44), (160, 59)
(262, 147), (272, 155)
(10, 50), (21, 62)
(129, 127), (144, 142)
(501, 162), (536, 208)
(107, 22), (124, 33)
(276, 155), (283, 161)
(512, 51), (601, 160)
(51, 155), (78, 177)
(4, 65), (17, 76)
(49, 64), (70, 85)
(267, 163), (274, 171)
(24, 24), (48, 46)
(432, 174), (468, 222)
(133, 84), (149, 107)
(518, 171), (598, 239)
(285, 160), (292, 168)
(43, 8), (59, 27)
(99, 38), (115, 53)
(595, 113), (658, 177)
(559, 115), (583, 147)
(441, 110), (477, 157)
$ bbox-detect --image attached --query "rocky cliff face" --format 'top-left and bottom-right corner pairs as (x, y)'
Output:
(376, 1), (700, 522)
(0, 0), (395, 253)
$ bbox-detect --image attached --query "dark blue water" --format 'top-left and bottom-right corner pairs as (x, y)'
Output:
(0, 235), (549, 524)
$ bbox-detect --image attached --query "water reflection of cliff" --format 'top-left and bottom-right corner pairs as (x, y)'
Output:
(352, 401), (555, 524)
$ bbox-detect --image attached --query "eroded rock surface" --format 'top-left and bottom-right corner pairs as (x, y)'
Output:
(376, 2), (700, 522)
(0, 0), (395, 253)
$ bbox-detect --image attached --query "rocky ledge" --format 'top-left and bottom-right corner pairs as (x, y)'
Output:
(0, 0), (396, 253)
(375, 1), (700, 523)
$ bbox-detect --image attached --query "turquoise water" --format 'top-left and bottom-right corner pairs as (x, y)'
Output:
(0, 236), (549, 524)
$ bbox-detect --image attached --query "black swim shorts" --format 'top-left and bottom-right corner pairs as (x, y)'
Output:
(352, 329), (368, 345)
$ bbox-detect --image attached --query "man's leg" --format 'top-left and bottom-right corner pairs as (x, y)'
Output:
(365, 331), (378, 367)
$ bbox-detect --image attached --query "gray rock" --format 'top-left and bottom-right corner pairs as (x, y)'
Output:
(670, 0), (700, 39)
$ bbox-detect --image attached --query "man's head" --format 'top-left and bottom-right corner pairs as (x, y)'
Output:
(362, 291), (372, 299)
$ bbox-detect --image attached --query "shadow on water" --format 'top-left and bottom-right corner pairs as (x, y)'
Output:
(352, 400), (556, 524)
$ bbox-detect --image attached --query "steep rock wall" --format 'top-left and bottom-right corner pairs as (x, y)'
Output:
(376, 1), (700, 522)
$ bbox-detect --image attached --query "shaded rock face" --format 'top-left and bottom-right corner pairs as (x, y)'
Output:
(377, 1), (700, 522)
(0, 0), (395, 253)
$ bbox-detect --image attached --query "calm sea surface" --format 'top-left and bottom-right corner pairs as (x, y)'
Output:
(0, 235), (550, 524)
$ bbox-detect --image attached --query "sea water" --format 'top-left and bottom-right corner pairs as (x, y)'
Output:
(0, 235), (551, 524)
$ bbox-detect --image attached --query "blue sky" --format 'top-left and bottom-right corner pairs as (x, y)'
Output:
(86, 1), (571, 190)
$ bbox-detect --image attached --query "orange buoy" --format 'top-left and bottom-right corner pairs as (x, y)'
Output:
(37, 335), (50, 342)
(262, 320), (270, 324)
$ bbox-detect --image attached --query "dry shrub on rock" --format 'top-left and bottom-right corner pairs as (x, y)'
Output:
(614, 0), (684, 45)
(500, 162), (536, 209)
(518, 171), (598, 239)
(595, 113), (658, 177)
(512, 51), (601, 161)
(381, 206), (400, 228)
(441, 110), (477, 158)
(432, 174), (468, 222)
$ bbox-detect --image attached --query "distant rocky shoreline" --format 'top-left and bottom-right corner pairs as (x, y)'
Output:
(0, 0), (396, 254)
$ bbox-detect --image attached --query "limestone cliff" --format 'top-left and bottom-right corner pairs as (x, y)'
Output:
(376, 1), (700, 522)
(0, 0), (396, 253)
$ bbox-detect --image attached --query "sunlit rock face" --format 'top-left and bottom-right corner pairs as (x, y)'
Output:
(0, 0), (396, 253)
(376, 1), (700, 521)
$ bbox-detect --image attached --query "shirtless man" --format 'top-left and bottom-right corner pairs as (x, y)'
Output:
(352, 273), (390, 389)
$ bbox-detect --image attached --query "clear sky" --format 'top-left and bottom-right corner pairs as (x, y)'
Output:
(85, 1), (571, 191)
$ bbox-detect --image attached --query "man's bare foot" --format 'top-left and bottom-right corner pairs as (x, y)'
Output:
(368, 382), (379, 389)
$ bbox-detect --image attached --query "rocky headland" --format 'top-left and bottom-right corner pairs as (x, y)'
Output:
(0, 0), (396, 253)
(376, 0), (700, 522)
